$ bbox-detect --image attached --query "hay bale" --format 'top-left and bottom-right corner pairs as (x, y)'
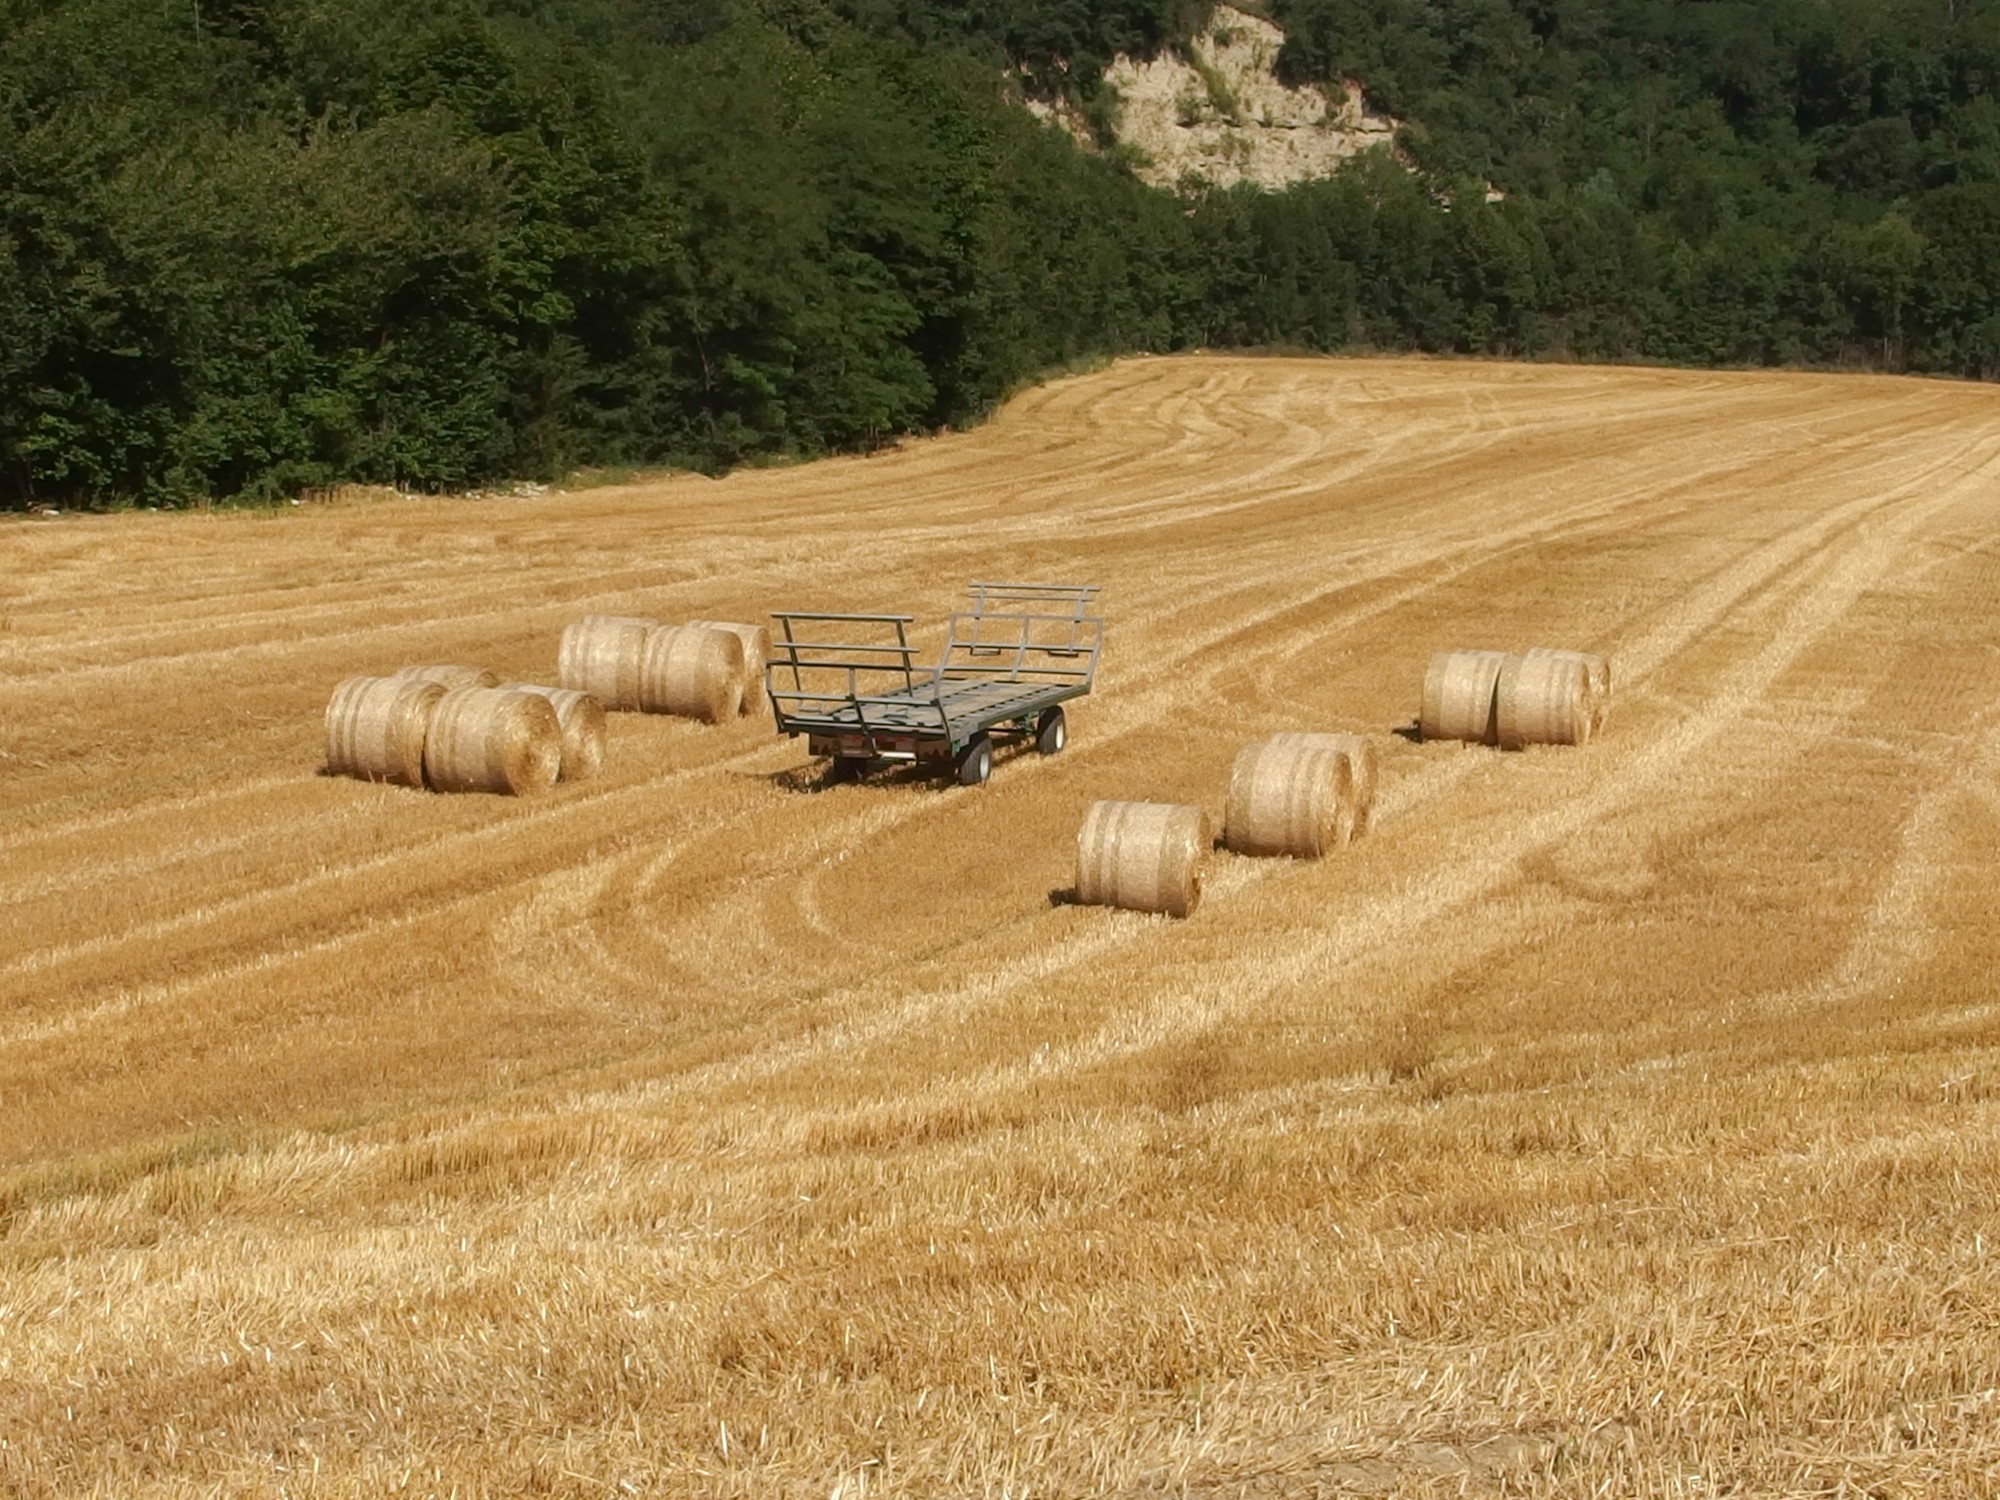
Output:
(504, 685), (608, 781)
(687, 619), (772, 715)
(557, 615), (655, 711)
(1526, 647), (1611, 735)
(1420, 649), (1507, 744)
(1268, 731), (1378, 836)
(394, 664), (500, 690)
(1223, 740), (1355, 858)
(1075, 801), (1210, 918)
(639, 625), (746, 724)
(325, 675), (446, 788)
(1496, 652), (1590, 749)
(422, 687), (564, 795)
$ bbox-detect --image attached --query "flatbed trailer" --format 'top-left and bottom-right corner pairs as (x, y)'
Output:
(768, 582), (1102, 785)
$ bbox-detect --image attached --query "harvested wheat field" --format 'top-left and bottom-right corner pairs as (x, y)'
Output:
(4, 356), (2000, 1497)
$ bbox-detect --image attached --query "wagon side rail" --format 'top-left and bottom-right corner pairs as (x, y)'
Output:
(929, 582), (1102, 743)
(765, 612), (950, 747)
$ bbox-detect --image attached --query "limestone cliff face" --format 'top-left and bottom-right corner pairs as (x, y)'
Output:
(1026, 6), (1400, 193)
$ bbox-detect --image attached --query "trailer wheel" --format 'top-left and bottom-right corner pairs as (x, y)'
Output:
(956, 734), (993, 787)
(1035, 707), (1067, 756)
(827, 755), (866, 783)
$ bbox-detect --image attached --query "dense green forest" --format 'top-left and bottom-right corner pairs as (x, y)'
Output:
(2, 0), (1997, 506)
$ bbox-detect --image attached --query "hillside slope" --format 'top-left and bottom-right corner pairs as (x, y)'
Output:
(5, 357), (2000, 1494)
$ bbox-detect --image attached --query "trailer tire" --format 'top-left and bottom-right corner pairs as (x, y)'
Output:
(827, 755), (866, 783)
(956, 734), (993, 787)
(1035, 707), (1067, 756)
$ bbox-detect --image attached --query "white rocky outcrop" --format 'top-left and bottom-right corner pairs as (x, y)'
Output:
(1027, 5), (1400, 192)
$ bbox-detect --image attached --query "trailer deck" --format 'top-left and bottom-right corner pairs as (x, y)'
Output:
(767, 582), (1102, 784)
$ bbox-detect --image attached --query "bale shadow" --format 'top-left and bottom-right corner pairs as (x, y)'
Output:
(1047, 886), (1079, 908)
(1392, 720), (1424, 744)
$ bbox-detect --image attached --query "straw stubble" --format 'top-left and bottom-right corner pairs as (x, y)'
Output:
(1074, 800), (1209, 918)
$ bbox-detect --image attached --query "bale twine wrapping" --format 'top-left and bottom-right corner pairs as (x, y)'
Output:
(325, 675), (446, 788)
(1525, 647), (1611, 735)
(1074, 801), (1210, 918)
(503, 684), (607, 781)
(1420, 649), (1507, 744)
(557, 615), (656, 711)
(1223, 740), (1356, 858)
(1268, 731), (1378, 837)
(687, 620), (772, 715)
(422, 687), (564, 796)
(1496, 652), (1590, 749)
(394, 664), (500, 690)
(639, 625), (746, 724)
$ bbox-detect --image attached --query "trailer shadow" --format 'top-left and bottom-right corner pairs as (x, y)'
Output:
(757, 760), (948, 795)
(758, 736), (1040, 795)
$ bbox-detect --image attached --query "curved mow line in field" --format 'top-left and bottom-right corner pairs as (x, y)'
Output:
(1746, 639), (2000, 1013)
(0, 367), (1807, 676)
(0, 736), (799, 1002)
(582, 419), (2000, 1115)
(0, 881), (507, 1051)
(0, 462), (1649, 1055)
(0, 392), (1701, 989)
(0, 369), (1248, 670)
(934, 431), (2000, 1105)
(513, 426), (1751, 1006)
(484, 779), (950, 1009)
(0, 368), (1984, 1104)
(0, 773), (305, 858)
(184, 382), (1968, 1056)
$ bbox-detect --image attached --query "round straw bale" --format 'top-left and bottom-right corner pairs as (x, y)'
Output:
(1420, 649), (1506, 744)
(394, 664), (500, 690)
(557, 615), (655, 711)
(1496, 652), (1590, 749)
(687, 619), (772, 715)
(422, 687), (563, 795)
(503, 684), (607, 781)
(639, 625), (746, 724)
(1075, 801), (1210, 918)
(325, 675), (445, 788)
(1525, 647), (1611, 735)
(1224, 740), (1355, 857)
(1268, 731), (1378, 836)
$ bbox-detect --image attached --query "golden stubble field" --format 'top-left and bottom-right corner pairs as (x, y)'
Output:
(2, 356), (1999, 1497)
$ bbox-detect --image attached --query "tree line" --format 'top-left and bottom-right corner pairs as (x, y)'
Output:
(3, 0), (1997, 507)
